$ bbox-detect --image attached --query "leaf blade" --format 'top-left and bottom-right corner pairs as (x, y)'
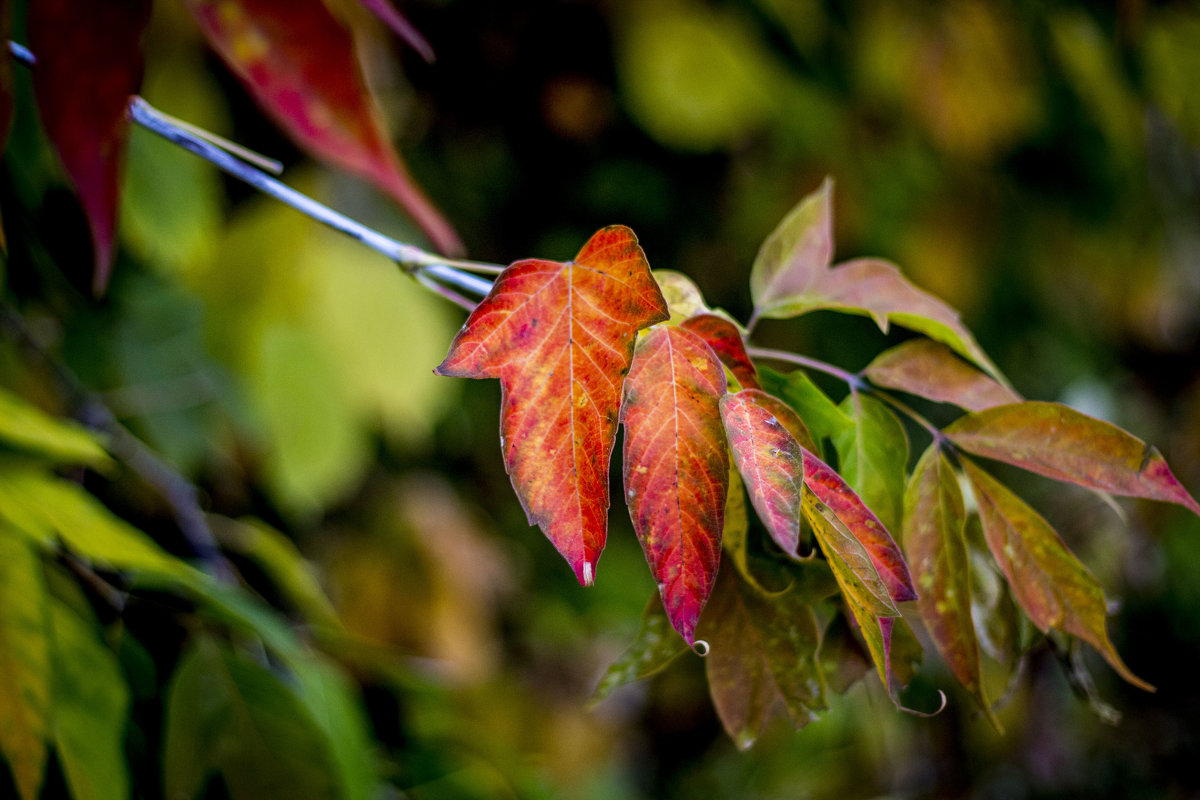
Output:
(865, 339), (1022, 412)
(750, 177), (834, 320)
(436, 226), (668, 585)
(947, 402), (1200, 515)
(591, 595), (688, 704)
(832, 393), (909, 536)
(622, 326), (728, 644)
(680, 313), (760, 390)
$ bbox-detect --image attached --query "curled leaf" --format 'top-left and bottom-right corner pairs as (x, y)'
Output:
(622, 326), (729, 644)
(436, 226), (668, 586)
(947, 402), (1200, 515)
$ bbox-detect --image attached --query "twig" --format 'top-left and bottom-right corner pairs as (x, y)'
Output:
(745, 346), (863, 388)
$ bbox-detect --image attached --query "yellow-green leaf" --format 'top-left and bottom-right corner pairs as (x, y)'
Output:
(592, 595), (688, 704)
(0, 387), (109, 467)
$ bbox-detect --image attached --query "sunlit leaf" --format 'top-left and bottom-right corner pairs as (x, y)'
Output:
(652, 270), (716, 322)
(0, 527), (50, 800)
(436, 226), (668, 585)
(947, 402), (1200, 515)
(698, 566), (826, 749)
(904, 445), (999, 728)
(758, 366), (852, 451)
(164, 637), (339, 800)
(680, 313), (760, 390)
(622, 326), (728, 643)
(184, 0), (461, 254)
(29, 0), (151, 293)
(804, 443), (915, 604)
(833, 393), (908, 535)
(591, 595), (688, 704)
(865, 339), (1021, 411)
(50, 598), (130, 800)
(961, 457), (1154, 691)
(0, 387), (110, 467)
(721, 389), (806, 556)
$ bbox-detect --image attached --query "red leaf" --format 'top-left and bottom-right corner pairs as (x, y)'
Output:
(622, 326), (728, 644)
(802, 448), (917, 603)
(720, 390), (807, 555)
(962, 457), (1154, 691)
(680, 313), (761, 390)
(29, 0), (151, 294)
(356, 0), (435, 63)
(435, 226), (668, 586)
(185, 0), (463, 255)
(946, 402), (1200, 515)
(865, 339), (1021, 412)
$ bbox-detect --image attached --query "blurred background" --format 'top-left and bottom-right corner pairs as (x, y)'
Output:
(5, 0), (1200, 797)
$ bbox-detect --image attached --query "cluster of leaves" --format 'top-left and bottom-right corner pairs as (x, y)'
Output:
(6, 0), (458, 294)
(438, 179), (1200, 746)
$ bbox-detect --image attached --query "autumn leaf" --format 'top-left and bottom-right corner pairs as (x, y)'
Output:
(591, 595), (687, 704)
(865, 339), (1021, 411)
(802, 447), (916, 604)
(622, 325), (728, 644)
(757, 366), (853, 452)
(904, 445), (999, 728)
(436, 226), (668, 586)
(184, 0), (463, 255)
(355, 0), (435, 63)
(961, 457), (1154, 691)
(680, 313), (761, 390)
(946, 402), (1200, 515)
(698, 566), (826, 750)
(748, 179), (1002, 380)
(720, 390), (808, 556)
(29, 0), (151, 294)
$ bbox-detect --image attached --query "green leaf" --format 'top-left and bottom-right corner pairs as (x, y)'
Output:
(0, 465), (190, 579)
(0, 527), (50, 800)
(591, 595), (688, 704)
(961, 457), (1154, 691)
(749, 177), (834, 321)
(946, 401), (1200, 515)
(698, 566), (826, 749)
(0, 387), (109, 467)
(833, 393), (908, 536)
(164, 638), (340, 800)
(865, 339), (1021, 412)
(49, 597), (130, 800)
(758, 366), (853, 451)
(903, 445), (999, 729)
(802, 491), (898, 621)
(291, 658), (380, 800)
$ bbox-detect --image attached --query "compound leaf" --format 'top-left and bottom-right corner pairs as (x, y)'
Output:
(436, 226), (668, 586)
(622, 325), (728, 644)
(947, 402), (1200, 515)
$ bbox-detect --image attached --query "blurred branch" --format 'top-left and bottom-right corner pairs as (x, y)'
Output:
(0, 304), (234, 582)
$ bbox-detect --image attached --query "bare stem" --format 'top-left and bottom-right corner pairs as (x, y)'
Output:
(745, 346), (862, 387)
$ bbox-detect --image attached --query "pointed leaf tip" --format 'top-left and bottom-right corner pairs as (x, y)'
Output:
(623, 326), (728, 643)
(436, 226), (667, 585)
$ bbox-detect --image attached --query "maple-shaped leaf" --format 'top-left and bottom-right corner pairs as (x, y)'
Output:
(946, 402), (1200, 515)
(185, 0), (462, 255)
(721, 389), (816, 555)
(748, 179), (1003, 381)
(680, 313), (760, 390)
(904, 445), (1000, 729)
(29, 0), (151, 294)
(435, 226), (667, 586)
(961, 457), (1154, 691)
(865, 339), (1022, 412)
(698, 565), (826, 749)
(622, 325), (728, 644)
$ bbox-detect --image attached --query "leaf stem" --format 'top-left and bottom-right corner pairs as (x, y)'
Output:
(744, 346), (861, 387)
(126, 96), (496, 298)
(870, 389), (944, 444)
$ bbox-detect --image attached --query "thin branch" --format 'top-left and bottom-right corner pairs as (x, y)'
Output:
(8, 40), (34, 66)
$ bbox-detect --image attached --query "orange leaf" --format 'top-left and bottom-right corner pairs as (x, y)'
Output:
(946, 402), (1200, 515)
(962, 457), (1154, 691)
(680, 313), (760, 390)
(435, 226), (668, 585)
(865, 339), (1021, 411)
(29, 0), (151, 294)
(622, 326), (728, 644)
(720, 389), (814, 555)
(185, 0), (462, 254)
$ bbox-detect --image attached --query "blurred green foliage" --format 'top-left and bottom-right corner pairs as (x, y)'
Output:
(3, 0), (1200, 797)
